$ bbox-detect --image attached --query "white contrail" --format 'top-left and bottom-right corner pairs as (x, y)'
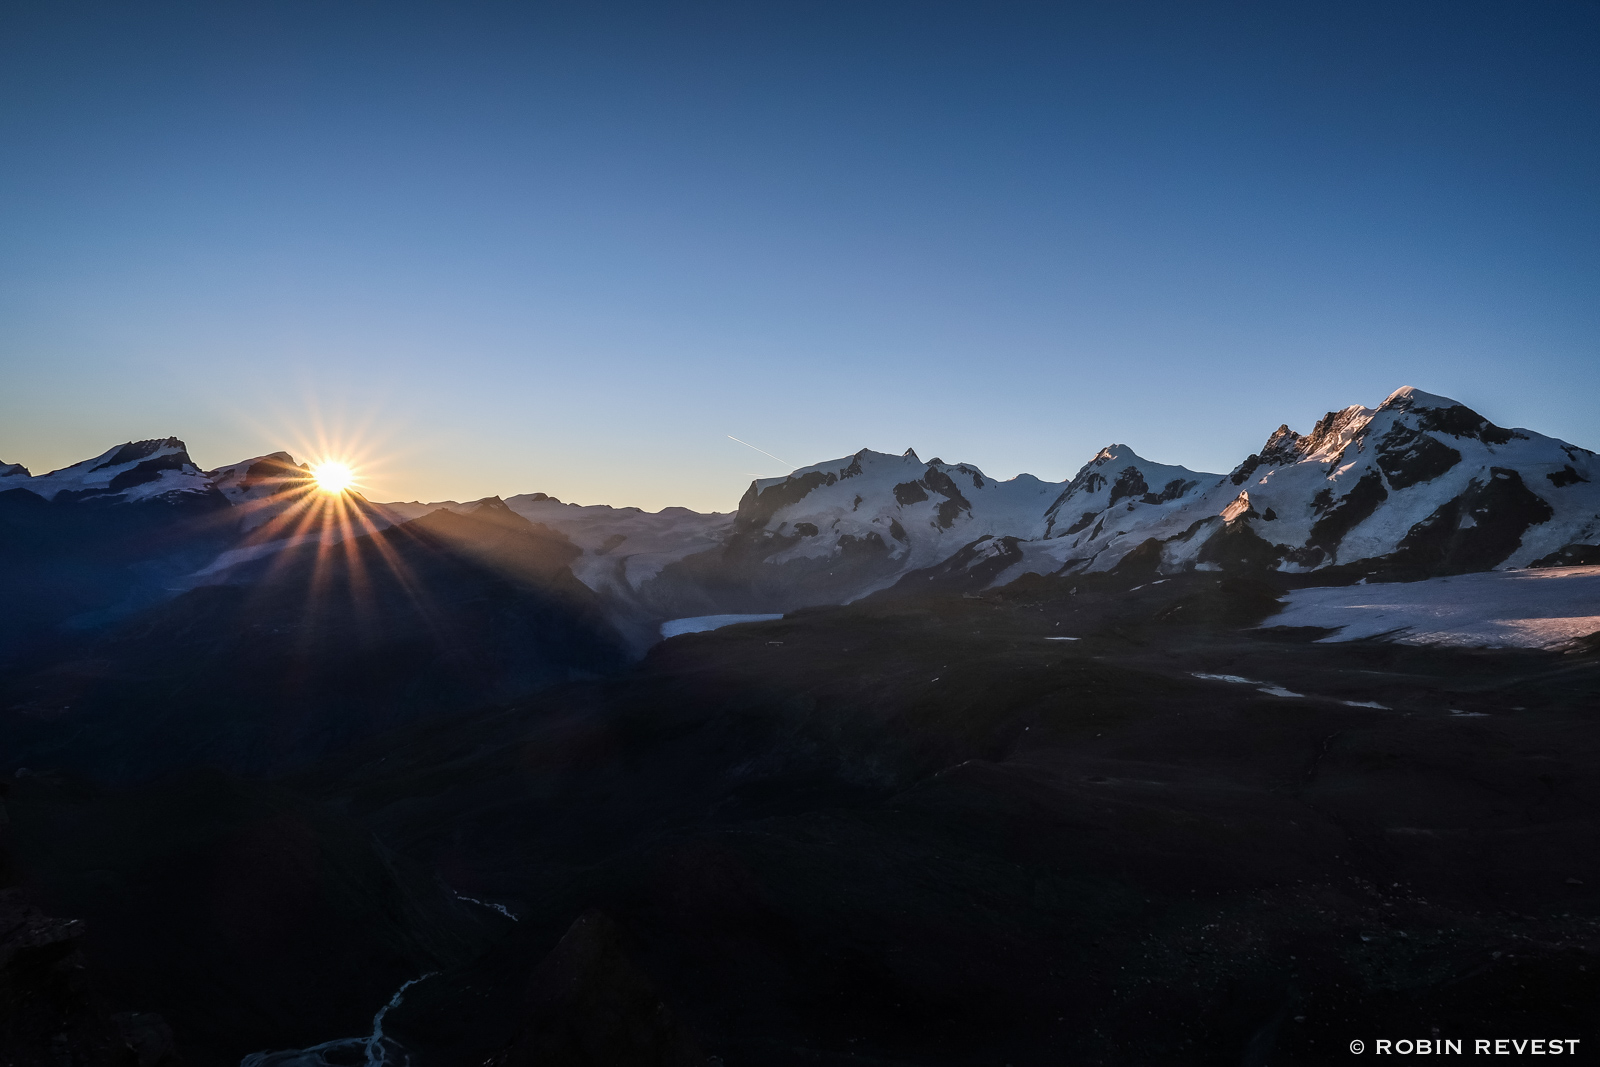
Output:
(727, 435), (792, 468)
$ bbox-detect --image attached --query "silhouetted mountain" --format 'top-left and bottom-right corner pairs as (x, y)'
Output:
(0, 505), (629, 779)
(0, 439), (234, 664)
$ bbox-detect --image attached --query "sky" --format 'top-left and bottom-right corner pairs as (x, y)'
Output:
(1, 0), (1596, 511)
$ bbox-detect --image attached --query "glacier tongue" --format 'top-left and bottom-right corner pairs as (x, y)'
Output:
(1270, 566), (1600, 648)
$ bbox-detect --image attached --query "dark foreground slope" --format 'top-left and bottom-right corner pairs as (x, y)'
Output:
(0, 480), (234, 665)
(0, 503), (630, 778)
(5, 573), (1600, 1065)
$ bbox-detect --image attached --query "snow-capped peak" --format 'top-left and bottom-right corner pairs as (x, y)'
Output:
(20, 438), (214, 503)
(1380, 385), (1464, 412)
(1067, 385), (1597, 578)
(727, 447), (1057, 583)
(1043, 445), (1220, 538)
(206, 453), (314, 504)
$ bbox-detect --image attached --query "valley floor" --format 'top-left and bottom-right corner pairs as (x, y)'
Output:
(5, 573), (1600, 1065)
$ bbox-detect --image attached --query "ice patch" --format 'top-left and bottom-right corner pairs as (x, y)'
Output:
(660, 614), (785, 639)
(1192, 673), (1305, 699)
(1271, 567), (1600, 649)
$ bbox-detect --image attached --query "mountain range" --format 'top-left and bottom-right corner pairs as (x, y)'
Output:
(4, 387), (1597, 659)
(4, 386), (1599, 1064)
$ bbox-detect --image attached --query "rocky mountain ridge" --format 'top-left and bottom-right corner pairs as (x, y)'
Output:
(4, 386), (1596, 644)
(582, 386), (1599, 615)
(1010, 386), (1600, 586)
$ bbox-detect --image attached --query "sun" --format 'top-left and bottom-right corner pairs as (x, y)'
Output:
(311, 461), (355, 494)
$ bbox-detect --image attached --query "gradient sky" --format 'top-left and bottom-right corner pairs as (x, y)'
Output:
(2, 1), (1596, 511)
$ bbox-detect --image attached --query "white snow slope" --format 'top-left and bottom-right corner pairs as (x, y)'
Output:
(1271, 566), (1600, 649)
(721, 445), (1218, 600)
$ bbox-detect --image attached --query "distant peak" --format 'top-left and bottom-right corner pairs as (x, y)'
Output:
(1380, 385), (1460, 412)
(1066, 443), (1221, 489)
(208, 453), (312, 499)
(0, 461), (28, 478)
(207, 451), (303, 475)
(87, 438), (188, 473)
(1256, 424), (1304, 461)
(902, 448), (919, 460)
(1089, 444), (1137, 465)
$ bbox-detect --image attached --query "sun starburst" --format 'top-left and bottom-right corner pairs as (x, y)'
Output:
(311, 461), (355, 494)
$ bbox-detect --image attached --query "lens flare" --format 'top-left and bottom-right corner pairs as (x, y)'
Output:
(212, 413), (424, 648)
(312, 462), (355, 494)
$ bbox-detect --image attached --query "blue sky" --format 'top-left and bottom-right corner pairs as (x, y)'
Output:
(2, 1), (1596, 510)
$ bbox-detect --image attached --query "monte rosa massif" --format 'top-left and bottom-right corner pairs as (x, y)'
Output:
(3, 386), (1597, 655)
